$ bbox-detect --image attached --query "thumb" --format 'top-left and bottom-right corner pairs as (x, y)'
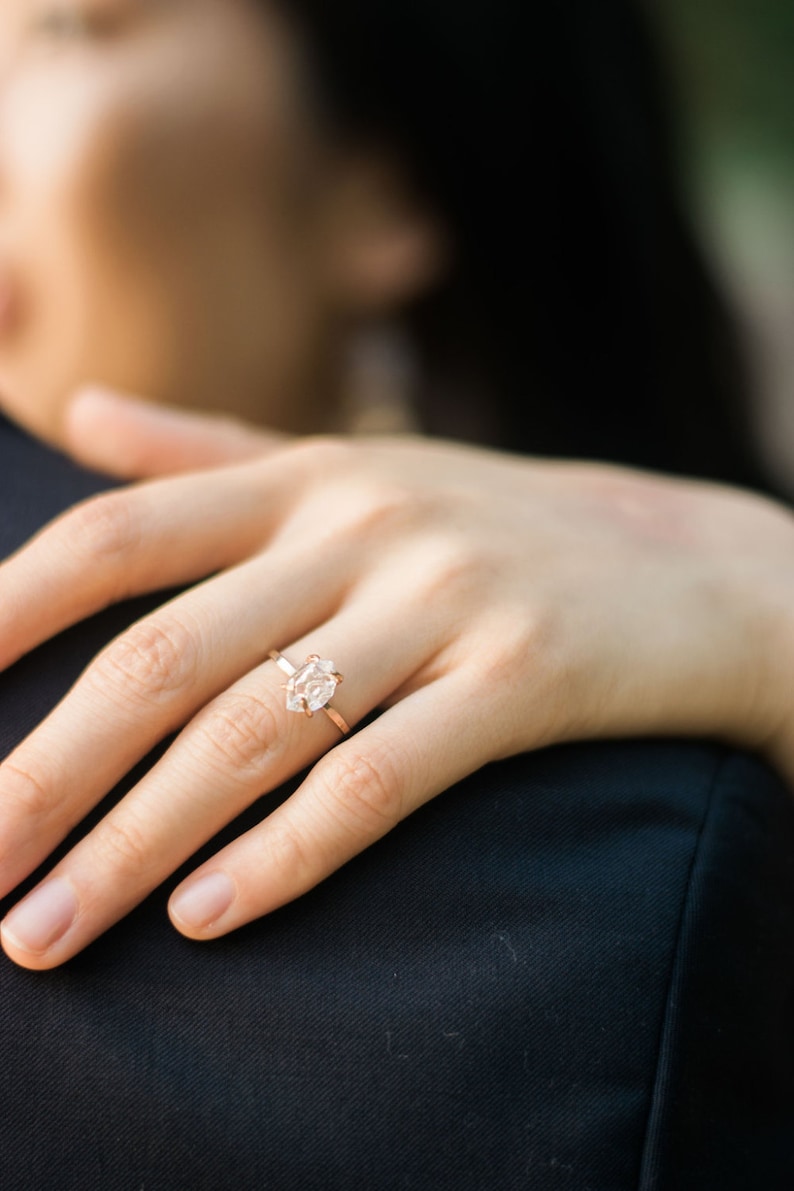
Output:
(63, 387), (286, 479)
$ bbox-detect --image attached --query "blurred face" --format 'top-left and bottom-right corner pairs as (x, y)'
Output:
(0, 0), (351, 445)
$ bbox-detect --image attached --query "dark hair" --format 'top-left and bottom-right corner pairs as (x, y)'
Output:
(281, 0), (774, 491)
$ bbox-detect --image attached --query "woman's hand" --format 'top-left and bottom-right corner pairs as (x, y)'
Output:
(1, 388), (793, 970)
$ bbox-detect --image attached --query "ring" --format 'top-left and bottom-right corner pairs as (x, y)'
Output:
(269, 651), (350, 735)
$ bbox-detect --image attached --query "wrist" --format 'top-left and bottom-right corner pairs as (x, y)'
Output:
(740, 503), (794, 786)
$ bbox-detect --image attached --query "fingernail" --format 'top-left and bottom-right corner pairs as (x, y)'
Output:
(1, 878), (78, 955)
(170, 872), (235, 930)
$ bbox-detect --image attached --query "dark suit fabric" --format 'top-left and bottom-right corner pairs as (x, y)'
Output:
(0, 415), (791, 1190)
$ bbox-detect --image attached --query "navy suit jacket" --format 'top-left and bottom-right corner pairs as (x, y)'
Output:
(0, 413), (792, 1190)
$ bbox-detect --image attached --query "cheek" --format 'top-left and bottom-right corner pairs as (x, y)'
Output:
(1, 61), (109, 194)
(1, 63), (223, 285)
(0, 67), (270, 435)
(0, 21), (323, 444)
(0, 69), (115, 436)
(77, 78), (317, 395)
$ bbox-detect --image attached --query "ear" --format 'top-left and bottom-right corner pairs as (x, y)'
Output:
(318, 155), (450, 315)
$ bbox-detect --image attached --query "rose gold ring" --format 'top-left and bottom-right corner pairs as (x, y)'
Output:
(269, 650), (350, 735)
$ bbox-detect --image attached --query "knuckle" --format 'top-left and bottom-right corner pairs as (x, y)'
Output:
(64, 493), (141, 565)
(286, 435), (354, 479)
(93, 814), (152, 878)
(320, 748), (402, 838)
(417, 536), (479, 603)
(265, 822), (315, 886)
(346, 480), (418, 539)
(0, 757), (53, 820)
(94, 617), (199, 704)
(468, 611), (574, 748)
(474, 610), (555, 687)
(198, 691), (283, 777)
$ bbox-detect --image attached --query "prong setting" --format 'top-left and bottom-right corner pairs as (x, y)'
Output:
(269, 649), (350, 735)
(283, 655), (343, 716)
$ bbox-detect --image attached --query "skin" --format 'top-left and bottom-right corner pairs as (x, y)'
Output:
(0, 4), (792, 968)
(0, 0), (434, 444)
(0, 397), (792, 969)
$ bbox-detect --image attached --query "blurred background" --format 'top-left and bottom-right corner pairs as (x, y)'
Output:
(658, 0), (794, 493)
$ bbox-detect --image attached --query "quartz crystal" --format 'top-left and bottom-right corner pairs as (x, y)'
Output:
(285, 657), (339, 713)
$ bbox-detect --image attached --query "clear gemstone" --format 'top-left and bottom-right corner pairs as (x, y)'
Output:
(285, 658), (339, 713)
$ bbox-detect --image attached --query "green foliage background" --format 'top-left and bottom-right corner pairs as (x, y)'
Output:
(659, 1), (794, 488)
(663, 0), (793, 167)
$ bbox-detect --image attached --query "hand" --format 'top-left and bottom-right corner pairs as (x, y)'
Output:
(1, 388), (793, 970)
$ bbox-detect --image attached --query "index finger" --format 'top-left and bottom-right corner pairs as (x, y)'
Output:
(0, 460), (289, 671)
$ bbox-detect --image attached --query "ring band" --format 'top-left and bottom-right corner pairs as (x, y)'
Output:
(269, 651), (350, 735)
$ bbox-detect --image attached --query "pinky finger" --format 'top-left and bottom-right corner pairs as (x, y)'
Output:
(168, 672), (491, 939)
